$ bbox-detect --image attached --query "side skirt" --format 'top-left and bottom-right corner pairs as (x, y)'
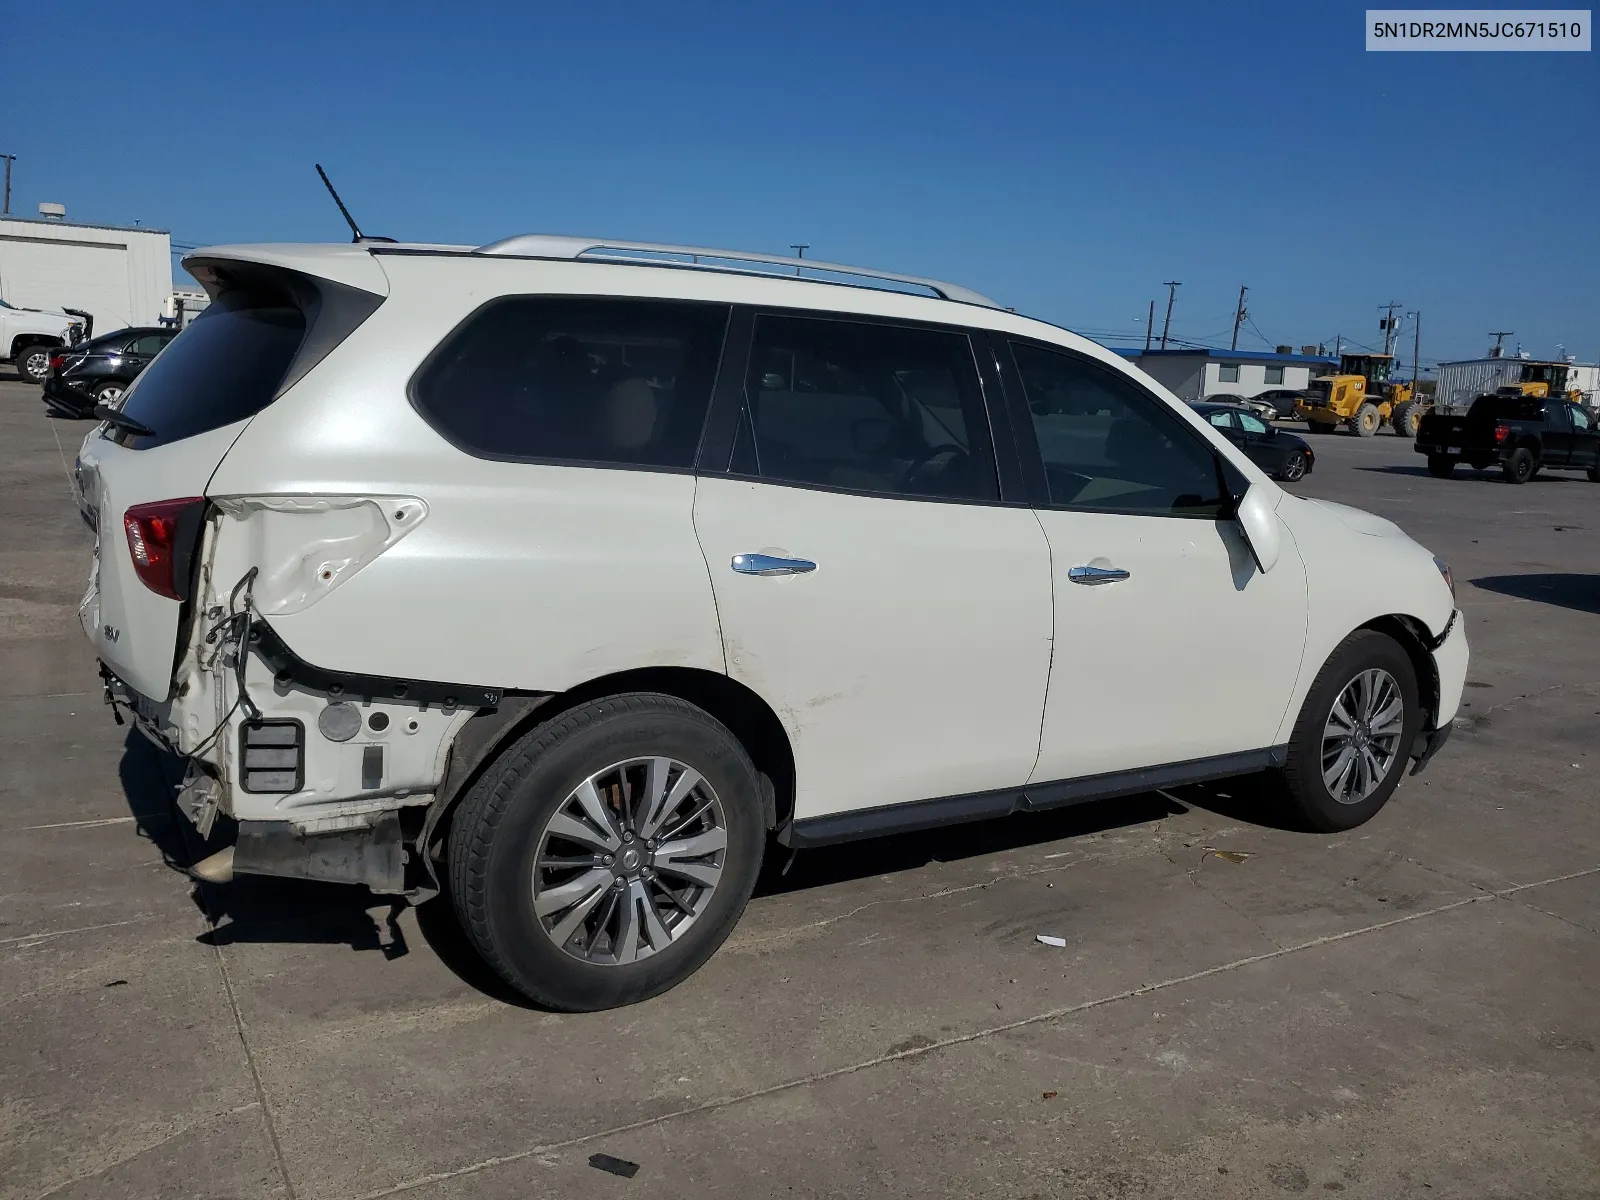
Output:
(782, 747), (1288, 849)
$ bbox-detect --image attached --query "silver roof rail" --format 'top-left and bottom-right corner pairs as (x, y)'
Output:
(472, 234), (998, 308)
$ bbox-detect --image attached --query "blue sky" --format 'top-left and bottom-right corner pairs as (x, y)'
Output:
(6, 0), (1596, 366)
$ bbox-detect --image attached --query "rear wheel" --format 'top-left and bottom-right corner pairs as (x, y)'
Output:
(1279, 450), (1308, 483)
(92, 380), (125, 405)
(1276, 630), (1421, 832)
(448, 692), (765, 1011)
(1502, 447), (1535, 484)
(17, 345), (51, 384)
(1303, 421), (1329, 435)
(1426, 454), (1456, 478)
(1353, 403), (1381, 437)
(1589, 467), (1600, 482)
(1391, 401), (1421, 438)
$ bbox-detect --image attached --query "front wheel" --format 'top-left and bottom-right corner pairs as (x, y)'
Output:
(1353, 403), (1381, 437)
(1279, 450), (1308, 483)
(1276, 630), (1422, 832)
(1426, 454), (1456, 478)
(448, 692), (765, 1011)
(1391, 401), (1421, 438)
(1502, 447), (1535, 484)
(17, 345), (51, 383)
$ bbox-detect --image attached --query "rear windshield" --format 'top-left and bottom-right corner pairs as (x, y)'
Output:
(114, 295), (306, 449)
(1467, 394), (1542, 422)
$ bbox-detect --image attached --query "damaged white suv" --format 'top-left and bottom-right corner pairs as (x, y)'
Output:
(75, 235), (1467, 1010)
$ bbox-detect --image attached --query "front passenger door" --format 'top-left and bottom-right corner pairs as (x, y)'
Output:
(1004, 341), (1309, 782)
(1568, 403), (1598, 469)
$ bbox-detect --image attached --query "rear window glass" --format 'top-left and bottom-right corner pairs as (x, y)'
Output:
(411, 297), (728, 469)
(115, 296), (306, 449)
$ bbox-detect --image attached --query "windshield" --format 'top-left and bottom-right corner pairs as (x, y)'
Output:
(113, 294), (307, 449)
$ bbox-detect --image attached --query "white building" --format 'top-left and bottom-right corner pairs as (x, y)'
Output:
(1434, 355), (1600, 412)
(1114, 348), (1336, 402)
(0, 212), (173, 338)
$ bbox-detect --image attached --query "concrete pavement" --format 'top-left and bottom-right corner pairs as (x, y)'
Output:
(1, 377), (1595, 1200)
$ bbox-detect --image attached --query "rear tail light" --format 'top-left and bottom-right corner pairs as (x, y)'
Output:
(1494, 423), (1511, 444)
(123, 498), (205, 600)
(48, 354), (65, 372)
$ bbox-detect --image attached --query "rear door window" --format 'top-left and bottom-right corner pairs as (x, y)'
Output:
(115, 297), (307, 449)
(738, 314), (998, 501)
(411, 297), (729, 469)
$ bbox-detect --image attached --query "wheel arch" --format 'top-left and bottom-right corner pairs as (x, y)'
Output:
(10, 333), (64, 359)
(1360, 614), (1442, 735)
(419, 666), (795, 867)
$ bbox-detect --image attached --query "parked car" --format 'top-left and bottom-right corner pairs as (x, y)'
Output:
(1192, 402), (1314, 482)
(2, 297), (87, 383)
(41, 326), (179, 417)
(75, 234), (1467, 1010)
(1415, 391), (1600, 483)
(1251, 388), (1312, 420)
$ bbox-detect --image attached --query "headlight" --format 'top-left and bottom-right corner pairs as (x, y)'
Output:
(1433, 556), (1456, 603)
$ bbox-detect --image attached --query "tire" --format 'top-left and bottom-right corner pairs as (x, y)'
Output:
(1353, 403), (1380, 437)
(1589, 467), (1600, 482)
(1426, 454), (1456, 478)
(1468, 458), (1493, 471)
(92, 380), (125, 405)
(1391, 401), (1421, 438)
(448, 692), (766, 1011)
(1279, 450), (1308, 483)
(1502, 447), (1535, 484)
(1276, 629), (1422, 833)
(17, 345), (51, 384)
(1303, 421), (1328, 435)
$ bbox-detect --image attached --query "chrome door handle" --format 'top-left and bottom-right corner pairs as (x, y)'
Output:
(1068, 564), (1130, 586)
(731, 553), (817, 576)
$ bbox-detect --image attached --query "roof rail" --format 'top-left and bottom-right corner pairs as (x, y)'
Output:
(471, 234), (998, 308)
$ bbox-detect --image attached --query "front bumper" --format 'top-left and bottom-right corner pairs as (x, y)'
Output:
(1410, 608), (1467, 777)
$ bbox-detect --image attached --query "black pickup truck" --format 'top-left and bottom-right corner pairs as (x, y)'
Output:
(1416, 392), (1600, 484)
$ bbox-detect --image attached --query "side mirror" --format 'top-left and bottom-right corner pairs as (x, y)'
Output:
(1234, 483), (1281, 572)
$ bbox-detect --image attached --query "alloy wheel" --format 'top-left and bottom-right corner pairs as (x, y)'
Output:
(532, 757), (726, 965)
(1282, 452), (1306, 482)
(1321, 668), (1405, 804)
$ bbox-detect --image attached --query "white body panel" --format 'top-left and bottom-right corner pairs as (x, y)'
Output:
(1029, 505), (1308, 780)
(693, 476), (1053, 819)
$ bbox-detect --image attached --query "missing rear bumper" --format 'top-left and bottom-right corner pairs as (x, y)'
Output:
(201, 811), (408, 893)
(1409, 722), (1452, 776)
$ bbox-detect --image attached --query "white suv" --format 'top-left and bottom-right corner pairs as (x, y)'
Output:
(74, 235), (1467, 1010)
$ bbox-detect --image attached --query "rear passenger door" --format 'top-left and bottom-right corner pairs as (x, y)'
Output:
(692, 311), (1054, 825)
(1567, 403), (1598, 468)
(1541, 400), (1574, 467)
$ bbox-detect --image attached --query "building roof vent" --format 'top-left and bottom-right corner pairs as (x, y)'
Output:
(38, 202), (66, 220)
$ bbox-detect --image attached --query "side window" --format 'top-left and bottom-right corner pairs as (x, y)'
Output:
(1264, 365), (1285, 385)
(1010, 341), (1228, 517)
(1207, 411), (1235, 430)
(1218, 364), (1241, 383)
(741, 314), (998, 501)
(412, 298), (728, 468)
(1570, 404), (1592, 432)
(1238, 412), (1269, 435)
(130, 334), (169, 355)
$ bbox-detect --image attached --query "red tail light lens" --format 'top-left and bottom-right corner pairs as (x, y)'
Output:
(48, 354), (65, 371)
(123, 498), (204, 600)
(1494, 423), (1511, 444)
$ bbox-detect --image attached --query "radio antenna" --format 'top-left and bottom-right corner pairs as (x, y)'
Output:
(315, 164), (394, 243)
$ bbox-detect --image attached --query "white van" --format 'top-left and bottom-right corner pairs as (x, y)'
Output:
(73, 236), (1467, 1010)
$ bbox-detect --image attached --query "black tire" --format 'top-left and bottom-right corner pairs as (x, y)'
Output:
(448, 692), (765, 1011)
(1589, 466), (1600, 482)
(1353, 403), (1380, 437)
(1468, 458), (1493, 471)
(1502, 447), (1535, 484)
(1279, 450), (1308, 483)
(1303, 421), (1328, 434)
(1276, 630), (1422, 833)
(92, 379), (126, 405)
(17, 344), (51, 384)
(1391, 401), (1420, 438)
(1426, 454), (1456, 478)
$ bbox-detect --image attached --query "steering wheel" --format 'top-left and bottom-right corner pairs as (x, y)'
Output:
(901, 443), (967, 488)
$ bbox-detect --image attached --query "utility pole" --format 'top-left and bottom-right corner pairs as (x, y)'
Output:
(0, 154), (14, 215)
(1230, 284), (1248, 351)
(1334, 333), (1342, 359)
(1488, 330), (1514, 357)
(1411, 311), (1421, 392)
(789, 244), (808, 277)
(1379, 301), (1403, 356)
(1143, 299), (1155, 353)
(1159, 281), (1181, 350)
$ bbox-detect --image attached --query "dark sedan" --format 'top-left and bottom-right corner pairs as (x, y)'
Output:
(1192, 402), (1314, 482)
(40, 326), (177, 418)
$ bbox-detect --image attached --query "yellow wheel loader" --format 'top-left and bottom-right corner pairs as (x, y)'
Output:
(1296, 353), (1427, 438)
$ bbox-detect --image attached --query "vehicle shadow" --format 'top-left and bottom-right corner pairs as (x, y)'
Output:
(1160, 770), (1305, 831)
(118, 729), (413, 960)
(1471, 573), (1600, 616)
